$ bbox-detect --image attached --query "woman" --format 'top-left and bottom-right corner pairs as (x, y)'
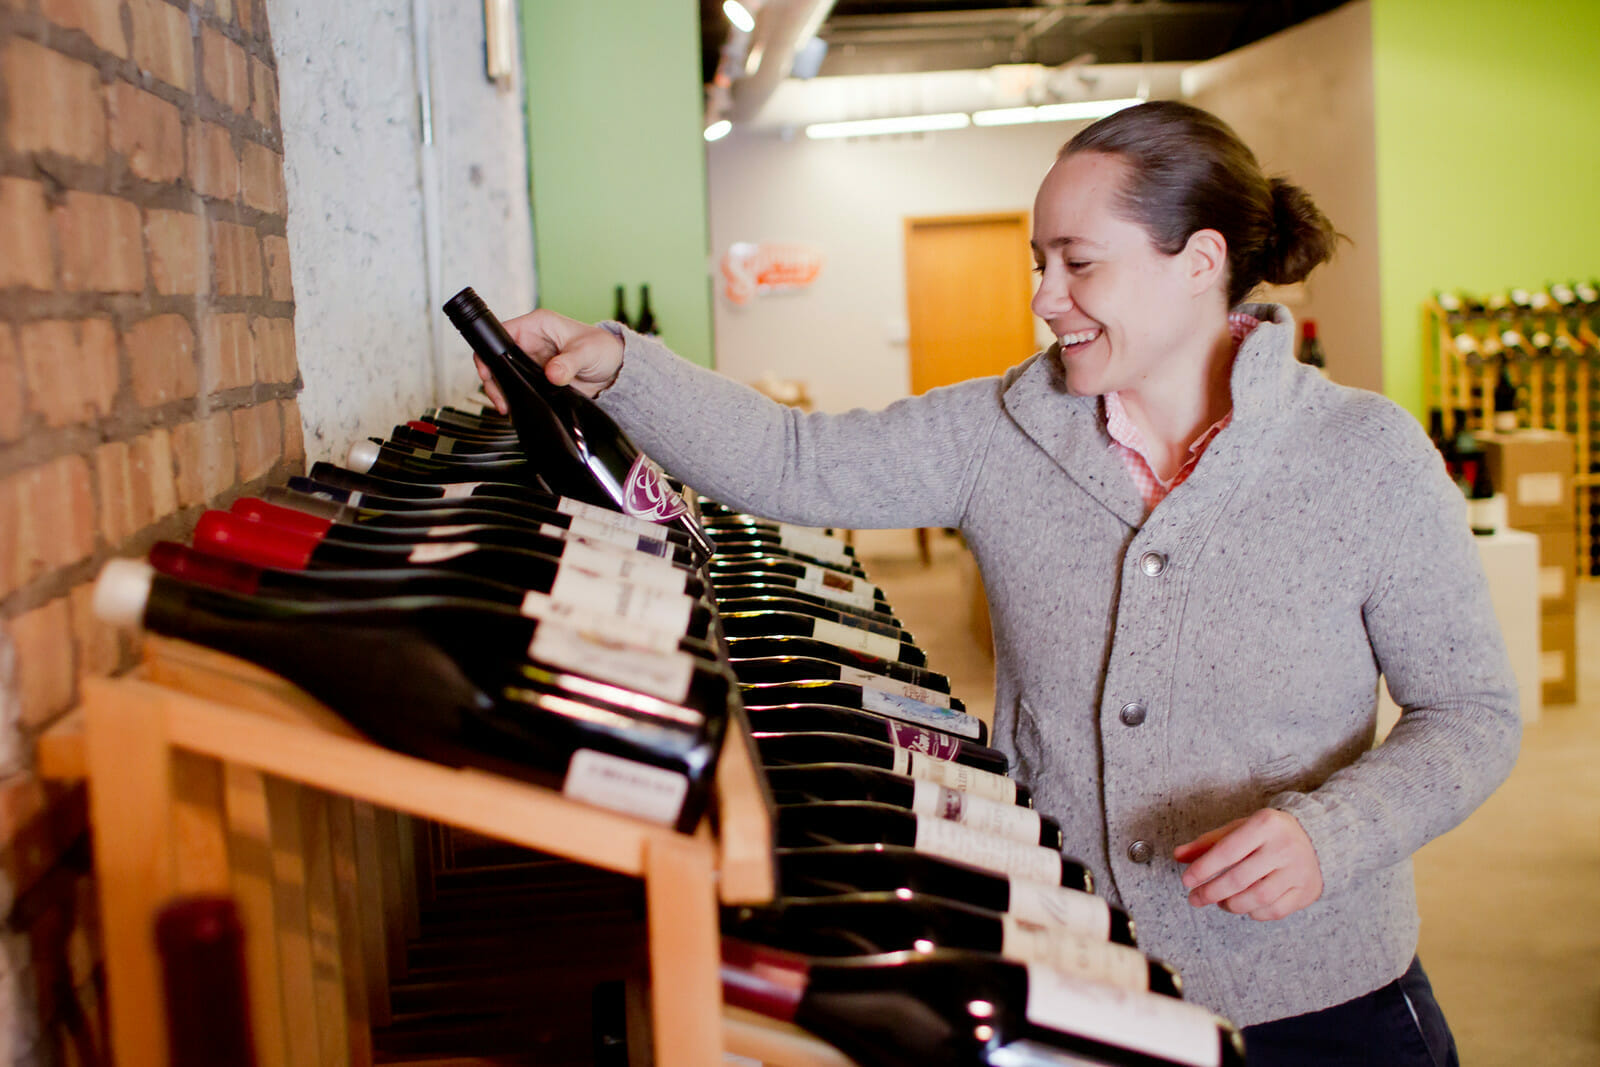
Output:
(478, 102), (1517, 1065)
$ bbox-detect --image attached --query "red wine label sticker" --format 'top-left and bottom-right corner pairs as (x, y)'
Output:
(1005, 881), (1112, 940)
(563, 748), (688, 826)
(883, 722), (964, 760)
(622, 455), (690, 523)
(1024, 968), (1219, 1067)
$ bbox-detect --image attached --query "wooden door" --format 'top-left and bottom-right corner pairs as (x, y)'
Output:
(904, 212), (1038, 395)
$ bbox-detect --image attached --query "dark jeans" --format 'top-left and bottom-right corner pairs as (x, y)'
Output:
(1241, 957), (1459, 1067)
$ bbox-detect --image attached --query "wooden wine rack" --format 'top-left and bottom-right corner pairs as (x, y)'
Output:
(1421, 292), (1600, 575)
(38, 635), (859, 1066)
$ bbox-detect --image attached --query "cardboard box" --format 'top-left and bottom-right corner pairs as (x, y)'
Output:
(1540, 609), (1577, 706)
(1518, 521), (1578, 616)
(1478, 430), (1574, 528)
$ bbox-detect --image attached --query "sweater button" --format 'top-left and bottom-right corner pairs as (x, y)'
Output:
(1127, 840), (1154, 864)
(1139, 551), (1167, 577)
(1119, 701), (1147, 727)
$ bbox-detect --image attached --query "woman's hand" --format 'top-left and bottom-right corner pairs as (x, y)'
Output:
(1173, 808), (1323, 921)
(472, 308), (626, 413)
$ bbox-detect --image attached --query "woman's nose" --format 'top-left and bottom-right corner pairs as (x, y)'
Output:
(1031, 273), (1072, 319)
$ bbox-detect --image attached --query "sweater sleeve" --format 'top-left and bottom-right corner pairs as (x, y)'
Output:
(1269, 453), (1522, 897)
(595, 327), (1007, 530)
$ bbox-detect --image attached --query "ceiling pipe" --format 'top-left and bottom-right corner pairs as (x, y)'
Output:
(729, 0), (838, 125)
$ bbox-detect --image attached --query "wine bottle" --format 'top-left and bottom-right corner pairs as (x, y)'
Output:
(731, 654), (952, 703)
(712, 538), (870, 577)
(703, 516), (857, 563)
(612, 284), (632, 331)
(94, 561), (725, 830)
(388, 423), (522, 457)
(156, 897), (258, 1067)
(1493, 357), (1519, 432)
(635, 283), (657, 336)
(722, 895), (1177, 995)
(712, 554), (873, 587)
(775, 802), (1066, 886)
(442, 286), (713, 557)
(721, 940), (1246, 1067)
(765, 764), (1049, 846)
(747, 708), (1001, 771)
(742, 680), (980, 742)
(721, 609), (926, 666)
(756, 732), (1015, 794)
(713, 580), (902, 626)
(1297, 319), (1326, 375)
(726, 635), (950, 690)
(719, 598), (906, 644)
(344, 439), (539, 488)
(774, 846), (1103, 928)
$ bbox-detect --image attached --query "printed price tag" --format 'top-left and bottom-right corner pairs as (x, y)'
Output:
(563, 748), (688, 826)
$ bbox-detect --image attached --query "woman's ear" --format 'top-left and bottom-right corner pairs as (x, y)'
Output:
(1182, 228), (1229, 296)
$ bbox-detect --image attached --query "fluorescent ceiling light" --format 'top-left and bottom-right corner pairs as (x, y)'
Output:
(723, 0), (755, 34)
(805, 112), (971, 140)
(974, 98), (1145, 127)
(704, 119), (733, 142)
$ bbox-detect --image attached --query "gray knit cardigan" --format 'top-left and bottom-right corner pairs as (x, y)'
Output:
(596, 303), (1521, 1025)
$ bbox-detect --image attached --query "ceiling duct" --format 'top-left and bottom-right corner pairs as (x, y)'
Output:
(729, 0), (838, 125)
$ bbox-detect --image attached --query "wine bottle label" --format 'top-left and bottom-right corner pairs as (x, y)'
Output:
(621, 454), (690, 522)
(891, 749), (1017, 805)
(911, 780), (1042, 845)
(530, 623), (694, 704)
(563, 748), (688, 826)
(838, 666), (951, 708)
(440, 481), (486, 498)
(884, 722), (964, 762)
(1024, 967), (1220, 1067)
(557, 543), (687, 592)
(540, 573), (694, 634)
(983, 1039), (1108, 1066)
(518, 593), (680, 653)
(861, 688), (980, 739)
(799, 564), (878, 600)
(1005, 880), (1112, 940)
(1001, 920), (1148, 991)
(557, 497), (666, 536)
(425, 523), (487, 538)
(540, 521), (671, 560)
(343, 490), (365, 506)
(776, 528), (853, 566)
(564, 515), (672, 554)
(430, 436), (456, 455)
(407, 542), (478, 564)
(792, 575), (878, 612)
(911, 816), (1061, 884)
(811, 619), (900, 662)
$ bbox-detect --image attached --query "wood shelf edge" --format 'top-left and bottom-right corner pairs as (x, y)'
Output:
(722, 1006), (860, 1067)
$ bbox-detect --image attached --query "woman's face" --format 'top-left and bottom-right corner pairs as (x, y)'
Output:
(1030, 150), (1214, 398)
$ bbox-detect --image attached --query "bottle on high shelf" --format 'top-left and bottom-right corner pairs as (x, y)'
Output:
(747, 708), (998, 769)
(1426, 408), (1450, 465)
(764, 764), (1051, 846)
(612, 284), (631, 331)
(1451, 330), (1482, 367)
(726, 634), (949, 690)
(1468, 455), (1498, 537)
(757, 732), (1015, 797)
(442, 286), (713, 557)
(720, 940), (1246, 1067)
(721, 894), (1179, 996)
(774, 846), (1100, 923)
(634, 284), (658, 336)
(775, 801), (1068, 887)
(1493, 357), (1520, 433)
(93, 562), (727, 830)
(1297, 319), (1327, 376)
(1450, 406), (1481, 498)
(741, 680), (981, 742)
(721, 608), (927, 667)
(157, 897), (258, 1067)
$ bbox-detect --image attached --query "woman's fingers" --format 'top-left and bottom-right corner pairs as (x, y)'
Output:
(1177, 814), (1264, 889)
(500, 309), (625, 397)
(1171, 817), (1245, 864)
(1186, 851), (1274, 908)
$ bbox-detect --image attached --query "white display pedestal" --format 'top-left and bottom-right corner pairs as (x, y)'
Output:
(1376, 528), (1542, 742)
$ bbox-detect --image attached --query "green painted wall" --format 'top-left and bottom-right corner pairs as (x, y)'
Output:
(520, 1), (714, 366)
(1372, 0), (1600, 415)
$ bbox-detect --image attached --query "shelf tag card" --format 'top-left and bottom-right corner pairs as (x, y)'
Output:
(912, 816), (1061, 884)
(811, 619), (900, 662)
(557, 542), (688, 592)
(538, 573), (694, 635)
(530, 623), (695, 704)
(563, 748), (687, 826)
(1024, 967), (1220, 1067)
(839, 666), (951, 708)
(911, 780), (1041, 845)
(862, 687), (978, 739)
(519, 593), (681, 654)
(1004, 881), (1112, 941)
(891, 749), (1017, 804)
(1001, 920), (1148, 991)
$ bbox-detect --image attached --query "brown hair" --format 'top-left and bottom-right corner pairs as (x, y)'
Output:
(1060, 101), (1340, 306)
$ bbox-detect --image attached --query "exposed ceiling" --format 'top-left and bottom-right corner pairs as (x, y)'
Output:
(701, 0), (1354, 85)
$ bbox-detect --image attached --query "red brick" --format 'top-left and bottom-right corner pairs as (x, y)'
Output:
(188, 121), (238, 201)
(211, 0), (235, 23)
(107, 81), (183, 183)
(0, 456), (96, 598)
(145, 208), (202, 294)
(0, 327), (21, 442)
(19, 319), (119, 428)
(40, 0), (129, 58)
(95, 428), (176, 543)
(201, 27), (249, 114)
(55, 192), (145, 292)
(280, 397), (304, 466)
(127, 314), (197, 406)
(232, 403), (279, 482)
(202, 312), (253, 391)
(8, 598), (75, 728)
(69, 582), (122, 681)
(250, 55), (277, 128)
(128, 0), (195, 92)
(172, 411), (235, 506)
(240, 141), (286, 215)
(0, 178), (55, 289)
(251, 316), (295, 383)
(237, 0), (254, 33)
(2, 39), (106, 164)
(262, 234), (292, 301)
(210, 218), (261, 296)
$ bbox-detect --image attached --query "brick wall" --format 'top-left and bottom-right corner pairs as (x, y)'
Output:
(0, 0), (302, 1060)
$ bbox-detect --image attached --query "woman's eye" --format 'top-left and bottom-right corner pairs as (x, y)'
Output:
(1067, 261), (1091, 271)
(1031, 265), (1044, 275)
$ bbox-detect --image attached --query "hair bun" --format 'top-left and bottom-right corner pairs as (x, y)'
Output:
(1262, 178), (1340, 286)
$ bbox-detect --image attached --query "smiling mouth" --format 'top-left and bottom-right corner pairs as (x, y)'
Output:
(1056, 328), (1101, 350)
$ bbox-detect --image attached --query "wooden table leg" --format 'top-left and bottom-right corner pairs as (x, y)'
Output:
(643, 833), (722, 1067)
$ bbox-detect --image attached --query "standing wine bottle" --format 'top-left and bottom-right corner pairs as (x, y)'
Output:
(741, 680), (982, 742)
(1297, 319), (1326, 375)
(722, 894), (1178, 995)
(157, 896), (258, 1067)
(721, 941), (1246, 1067)
(755, 730), (1012, 783)
(765, 764), (1050, 846)
(747, 707), (1001, 770)
(443, 286), (713, 557)
(1493, 356), (1519, 432)
(634, 284), (657, 336)
(612, 284), (631, 331)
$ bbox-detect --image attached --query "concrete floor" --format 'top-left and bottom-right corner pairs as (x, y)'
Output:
(853, 528), (1600, 1066)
